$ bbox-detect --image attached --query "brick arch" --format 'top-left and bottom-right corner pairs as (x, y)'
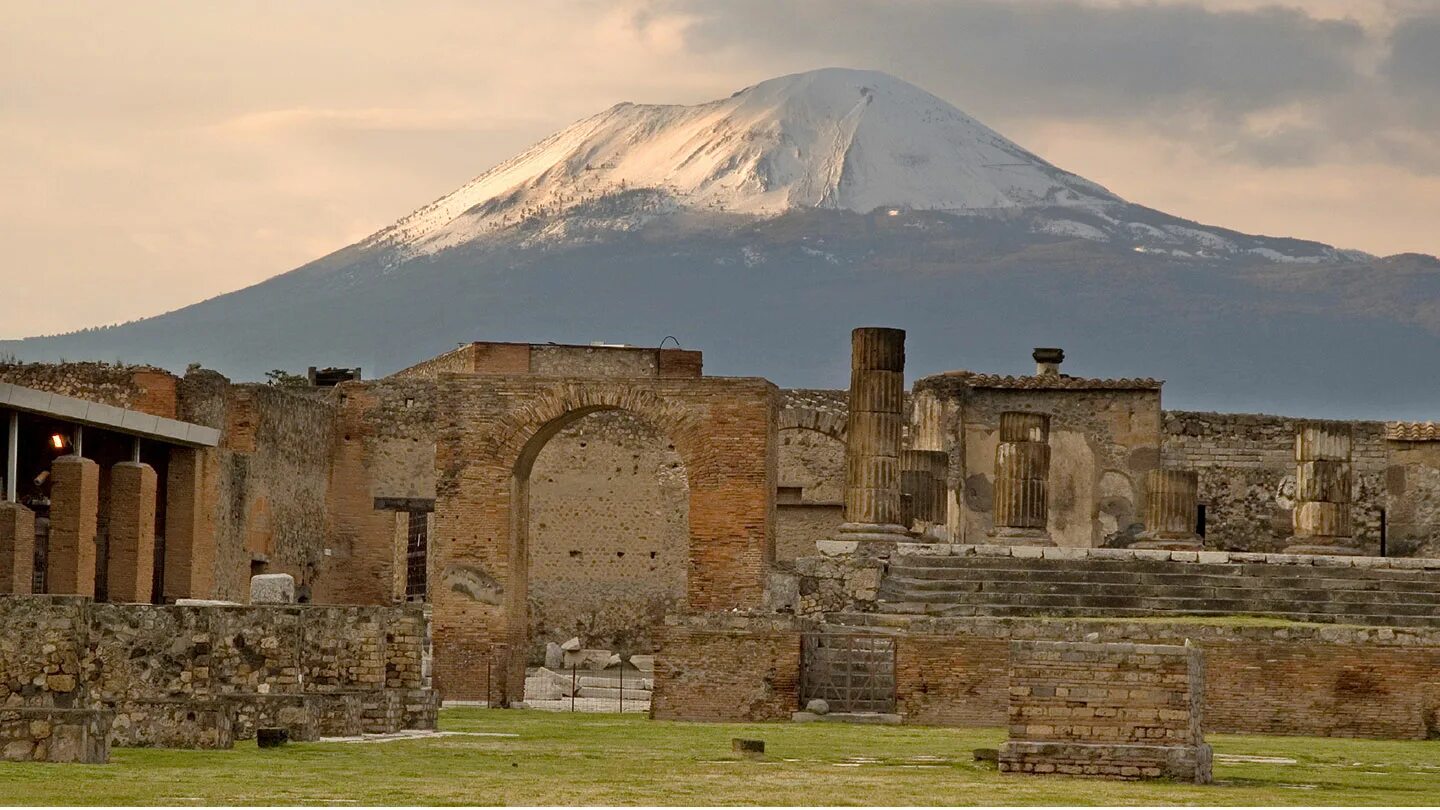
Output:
(431, 374), (778, 701)
(779, 407), (847, 443)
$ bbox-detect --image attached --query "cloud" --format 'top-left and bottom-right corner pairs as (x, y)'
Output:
(640, 0), (1438, 173)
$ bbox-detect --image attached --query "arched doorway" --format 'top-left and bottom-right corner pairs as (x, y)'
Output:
(523, 408), (689, 663)
(430, 376), (776, 703)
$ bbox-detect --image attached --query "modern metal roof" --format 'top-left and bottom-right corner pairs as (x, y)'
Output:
(0, 382), (220, 448)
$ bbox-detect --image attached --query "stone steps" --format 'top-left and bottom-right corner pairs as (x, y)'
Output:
(871, 554), (1440, 627)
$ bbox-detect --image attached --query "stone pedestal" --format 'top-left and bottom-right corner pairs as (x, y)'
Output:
(835, 328), (910, 549)
(0, 501), (35, 594)
(1285, 423), (1360, 555)
(1132, 469), (1202, 551)
(999, 640), (1211, 783)
(48, 455), (99, 597)
(107, 462), (157, 603)
(990, 412), (1053, 546)
(250, 573), (296, 604)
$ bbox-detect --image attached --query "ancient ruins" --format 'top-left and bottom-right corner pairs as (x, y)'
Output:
(2, 330), (1440, 773)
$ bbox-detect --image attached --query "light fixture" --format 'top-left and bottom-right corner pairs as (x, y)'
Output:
(49, 433), (68, 451)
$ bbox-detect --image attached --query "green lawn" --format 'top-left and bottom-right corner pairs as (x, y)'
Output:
(0, 708), (1437, 805)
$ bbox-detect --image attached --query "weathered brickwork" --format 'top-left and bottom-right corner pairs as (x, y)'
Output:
(0, 503), (35, 594)
(432, 375), (777, 700)
(651, 614), (803, 722)
(48, 455), (99, 597)
(528, 410), (688, 659)
(999, 640), (1211, 782)
(656, 614), (1440, 739)
(106, 462), (156, 603)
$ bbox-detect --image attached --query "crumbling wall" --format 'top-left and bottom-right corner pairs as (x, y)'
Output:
(951, 388), (1163, 547)
(1384, 439), (1440, 558)
(0, 361), (177, 418)
(322, 378), (439, 604)
(1162, 412), (1386, 553)
(527, 410), (688, 659)
(650, 614), (803, 722)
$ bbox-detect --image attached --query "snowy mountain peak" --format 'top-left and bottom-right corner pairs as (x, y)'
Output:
(364, 68), (1122, 256)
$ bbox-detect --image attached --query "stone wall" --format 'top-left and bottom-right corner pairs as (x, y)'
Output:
(776, 390), (848, 559)
(1162, 412), (1387, 553)
(0, 595), (434, 748)
(999, 640), (1210, 782)
(0, 361), (178, 418)
(1384, 439), (1440, 558)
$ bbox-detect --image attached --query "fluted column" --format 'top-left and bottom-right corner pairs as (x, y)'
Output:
(836, 327), (911, 547)
(990, 412), (1053, 545)
(900, 449), (948, 529)
(1285, 422), (1360, 555)
(1133, 469), (1201, 550)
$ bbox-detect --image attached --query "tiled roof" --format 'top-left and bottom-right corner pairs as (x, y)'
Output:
(1387, 422), (1440, 441)
(926, 370), (1163, 391)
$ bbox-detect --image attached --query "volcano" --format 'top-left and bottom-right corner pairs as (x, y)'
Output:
(6, 68), (1439, 417)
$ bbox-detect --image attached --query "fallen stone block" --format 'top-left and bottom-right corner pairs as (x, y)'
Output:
(249, 573), (296, 605)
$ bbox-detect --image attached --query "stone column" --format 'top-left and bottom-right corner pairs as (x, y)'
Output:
(1133, 469), (1202, 550)
(164, 447), (215, 600)
(0, 501), (35, 594)
(48, 455), (99, 596)
(836, 327), (910, 547)
(1285, 422), (1359, 555)
(107, 461), (157, 603)
(990, 412), (1053, 545)
(900, 449), (948, 529)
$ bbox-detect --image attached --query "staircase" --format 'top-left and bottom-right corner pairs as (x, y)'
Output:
(854, 554), (1440, 628)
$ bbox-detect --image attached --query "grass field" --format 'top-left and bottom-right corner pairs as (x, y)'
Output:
(0, 708), (1438, 805)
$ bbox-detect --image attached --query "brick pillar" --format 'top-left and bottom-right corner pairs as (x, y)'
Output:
(1133, 469), (1201, 550)
(107, 461), (157, 603)
(164, 447), (214, 599)
(990, 412), (1053, 546)
(1285, 422), (1359, 555)
(835, 327), (910, 549)
(0, 501), (35, 594)
(48, 455), (99, 596)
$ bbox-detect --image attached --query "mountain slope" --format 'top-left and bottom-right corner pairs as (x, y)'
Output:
(5, 68), (1438, 418)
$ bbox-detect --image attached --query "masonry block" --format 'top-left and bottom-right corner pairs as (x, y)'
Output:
(48, 455), (99, 597)
(0, 502), (35, 594)
(107, 462), (157, 603)
(998, 640), (1211, 783)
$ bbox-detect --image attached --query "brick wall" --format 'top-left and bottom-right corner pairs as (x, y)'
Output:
(527, 409), (688, 659)
(654, 616), (1440, 739)
(651, 615), (802, 722)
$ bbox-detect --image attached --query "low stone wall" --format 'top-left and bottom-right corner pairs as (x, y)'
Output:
(998, 640), (1211, 782)
(655, 613), (1440, 739)
(0, 707), (111, 763)
(110, 700), (232, 749)
(0, 595), (436, 750)
(651, 614), (806, 722)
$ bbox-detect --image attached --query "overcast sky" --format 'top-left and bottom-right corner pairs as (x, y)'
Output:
(3, 0), (1438, 339)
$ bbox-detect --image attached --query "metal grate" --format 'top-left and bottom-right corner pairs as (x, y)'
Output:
(801, 633), (897, 714)
(405, 511), (428, 601)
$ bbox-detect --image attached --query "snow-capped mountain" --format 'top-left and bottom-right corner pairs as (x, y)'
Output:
(5, 68), (1438, 417)
(368, 69), (1120, 257)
